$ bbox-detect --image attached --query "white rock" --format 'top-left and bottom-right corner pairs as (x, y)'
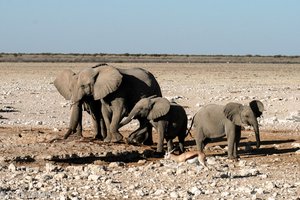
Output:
(154, 189), (165, 196)
(221, 191), (230, 197)
(136, 189), (145, 197)
(108, 162), (124, 168)
(88, 174), (100, 181)
(45, 163), (61, 172)
(137, 159), (147, 164)
(291, 143), (300, 148)
(8, 163), (16, 172)
(189, 186), (202, 196)
(256, 188), (264, 194)
(54, 173), (67, 180)
(206, 157), (217, 165)
(36, 121), (43, 125)
(237, 160), (247, 167)
(176, 168), (186, 175)
(170, 191), (179, 198)
(265, 182), (276, 190)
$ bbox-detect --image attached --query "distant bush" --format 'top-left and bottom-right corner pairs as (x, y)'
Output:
(274, 55), (282, 58)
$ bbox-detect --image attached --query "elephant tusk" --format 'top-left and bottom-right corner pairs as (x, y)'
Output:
(169, 148), (176, 154)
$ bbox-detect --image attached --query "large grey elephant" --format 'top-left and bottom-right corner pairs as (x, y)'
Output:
(119, 96), (188, 153)
(54, 68), (106, 139)
(70, 64), (162, 143)
(189, 100), (264, 159)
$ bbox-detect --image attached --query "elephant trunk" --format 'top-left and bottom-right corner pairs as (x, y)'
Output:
(119, 107), (139, 128)
(64, 102), (82, 139)
(252, 119), (261, 149)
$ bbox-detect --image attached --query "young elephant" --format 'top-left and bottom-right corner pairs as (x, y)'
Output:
(189, 100), (264, 159)
(119, 96), (188, 153)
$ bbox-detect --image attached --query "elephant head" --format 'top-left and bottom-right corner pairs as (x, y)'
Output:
(223, 100), (264, 149)
(71, 65), (123, 103)
(119, 96), (171, 127)
(54, 69), (82, 138)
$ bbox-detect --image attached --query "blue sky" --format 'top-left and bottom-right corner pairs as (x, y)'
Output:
(0, 1), (299, 55)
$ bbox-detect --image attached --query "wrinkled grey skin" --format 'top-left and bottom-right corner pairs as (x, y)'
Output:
(70, 64), (162, 143)
(119, 97), (188, 153)
(189, 100), (264, 159)
(54, 68), (106, 140)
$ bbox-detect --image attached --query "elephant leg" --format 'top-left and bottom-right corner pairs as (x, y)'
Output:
(109, 109), (123, 143)
(88, 100), (105, 140)
(167, 139), (174, 153)
(99, 117), (107, 140)
(178, 137), (185, 154)
(178, 125), (187, 153)
(102, 105), (112, 142)
(143, 122), (153, 145)
(90, 112), (101, 140)
(75, 119), (83, 137)
(226, 127), (236, 159)
(233, 126), (241, 158)
(194, 127), (205, 152)
(157, 121), (167, 153)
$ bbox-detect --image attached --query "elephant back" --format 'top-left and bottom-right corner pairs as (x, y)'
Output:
(119, 68), (162, 106)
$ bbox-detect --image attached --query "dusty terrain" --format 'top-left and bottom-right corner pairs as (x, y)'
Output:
(0, 62), (299, 199)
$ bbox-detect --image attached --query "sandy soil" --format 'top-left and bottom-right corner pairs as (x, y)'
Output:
(0, 62), (299, 199)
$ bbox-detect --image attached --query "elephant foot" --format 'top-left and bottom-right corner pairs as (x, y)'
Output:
(94, 134), (104, 141)
(104, 136), (112, 143)
(227, 156), (239, 162)
(111, 132), (123, 143)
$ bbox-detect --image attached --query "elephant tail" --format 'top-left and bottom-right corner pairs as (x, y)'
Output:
(186, 115), (195, 138)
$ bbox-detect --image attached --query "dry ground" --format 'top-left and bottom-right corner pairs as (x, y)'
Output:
(0, 62), (299, 199)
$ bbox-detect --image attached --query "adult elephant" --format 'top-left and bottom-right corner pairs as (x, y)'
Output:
(54, 67), (106, 140)
(189, 100), (264, 159)
(71, 64), (162, 143)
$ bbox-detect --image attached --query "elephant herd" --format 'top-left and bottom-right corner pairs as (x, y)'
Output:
(54, 64), (264, 160)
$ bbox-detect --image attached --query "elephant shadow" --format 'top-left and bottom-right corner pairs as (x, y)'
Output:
(0, 106), (19, 120)
(184, 138), (298, 157)
(240, 139), (298, 157)
(50, 148), (157, 165)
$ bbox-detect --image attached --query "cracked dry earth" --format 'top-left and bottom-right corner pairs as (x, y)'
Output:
(0, 62), (299, 199)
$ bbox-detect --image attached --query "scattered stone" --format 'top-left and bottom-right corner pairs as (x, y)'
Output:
(189, 186), (202, 196)
(154, 189), (165, 196)
(108, 162), (124, 168)
(170, 191), (179, 198)
(137, 159), (147, 164)
(8, 163), (16, 172)
(88, 174), (100, 181)
(206, 157), (217, 165)
(291, 143), (300, 148)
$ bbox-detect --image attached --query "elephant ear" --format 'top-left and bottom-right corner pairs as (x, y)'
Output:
(93, 66), (123, 100)
(147, 97), (171, 120)
(54, 69), (76, 100)
(223, 102), (243, 126)
(249, 100), (264, 118)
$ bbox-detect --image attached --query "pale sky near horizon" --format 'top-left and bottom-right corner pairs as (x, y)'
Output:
(1, 1), (299, 55)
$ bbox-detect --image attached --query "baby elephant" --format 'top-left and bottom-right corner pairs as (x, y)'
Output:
(119, 96), (188, 153)
(189, 100), (264, 159)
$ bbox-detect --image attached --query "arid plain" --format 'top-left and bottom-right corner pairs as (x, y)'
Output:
(0, 62), (299, 199)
